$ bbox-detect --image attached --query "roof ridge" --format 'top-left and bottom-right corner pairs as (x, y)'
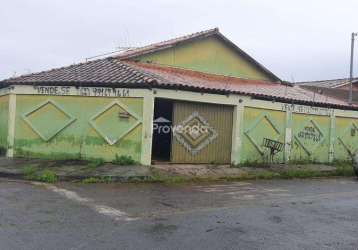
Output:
(116, 28), (219, 59)
(120, 61), (170, 84)
(113, 59), (160, 84)
(140, 27), (219, 48)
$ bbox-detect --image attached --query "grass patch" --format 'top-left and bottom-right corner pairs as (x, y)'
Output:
(36, 170), (58, 183)
(87, 158), (105, 169)
(112, 155), (137, 166)
(17, 159), (356, 184)
(22, 165), (38, 180)
(146, 164), (356, 184)
(335, 163), (355, 176)
(22, 166), (58, 183)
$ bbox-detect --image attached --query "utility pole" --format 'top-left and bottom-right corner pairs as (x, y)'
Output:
(349, 32), (358, 104)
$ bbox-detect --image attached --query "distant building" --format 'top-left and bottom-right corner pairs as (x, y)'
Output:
(1, 28), (358, 165)
(297, 78), (358, 104)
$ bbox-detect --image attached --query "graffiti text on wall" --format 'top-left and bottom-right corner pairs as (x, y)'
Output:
(33, 86), (130, 97)
(281, 104), (333, 116)
(297, 126), (322, 142)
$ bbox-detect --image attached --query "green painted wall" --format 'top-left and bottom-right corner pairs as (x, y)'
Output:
(334, 116), (358, 161)
(290, 114), (330, 163)
(8, 91), (358, 165)
(14, 95), (143, 162)
(133, 36), (275, 81)
(242, 107), (286, 163)
(0, 95), (9, 153)
(241, 107), (358, 164)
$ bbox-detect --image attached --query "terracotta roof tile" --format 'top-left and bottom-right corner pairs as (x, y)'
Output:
(126, 61), (355, 109)
(1, 57), (157, 87)
(296, 77), (358, 88)
(117, 28), (219, 60)
(1, 58), (356, 110)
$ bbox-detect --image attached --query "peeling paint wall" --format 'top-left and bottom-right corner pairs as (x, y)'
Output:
(0, 95), (9, 152)
(14, 95), (143, 161)
(133, 36), (275, 81)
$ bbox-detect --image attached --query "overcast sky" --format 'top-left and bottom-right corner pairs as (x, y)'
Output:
(1, 0), (358, 82)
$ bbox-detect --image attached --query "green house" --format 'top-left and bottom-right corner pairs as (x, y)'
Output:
(1, 28), (357, 165)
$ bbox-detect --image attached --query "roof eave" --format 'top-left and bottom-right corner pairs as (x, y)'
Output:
(0, 80), (154, 89)
(150, 81), (356, 111)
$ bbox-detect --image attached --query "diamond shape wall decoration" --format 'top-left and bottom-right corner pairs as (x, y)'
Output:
(173, 112), (218, 155)
(293, 119), (325, 156)
(337, 122), (358, 157)
(244, 113), (281, 155)
(89, 100), (142, 145)
(22, 100), (76, 142)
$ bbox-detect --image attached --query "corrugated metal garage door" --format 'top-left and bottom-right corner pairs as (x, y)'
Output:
(171, 101), (233, 164)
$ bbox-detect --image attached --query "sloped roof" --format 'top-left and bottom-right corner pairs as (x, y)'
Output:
(301, 85), (358, 103)
(117, 28), (219, 59)
(1, 57), (355, 110)
(127, 62), (353, 108)
(117, 28), (281, 82)
(1, 57), (157, 87)
(296, 77), (358, 88)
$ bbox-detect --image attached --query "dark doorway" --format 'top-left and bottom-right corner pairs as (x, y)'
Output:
(152, 98), (173, 162)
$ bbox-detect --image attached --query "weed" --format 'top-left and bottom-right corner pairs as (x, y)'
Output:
(335, 163), (354, 176)
(23, 166), (58, 183)
(22, 165), (38, 180)
(88, 158), (105, 169)
(37, 170), (58, 183)
(112, 154), (137, 166)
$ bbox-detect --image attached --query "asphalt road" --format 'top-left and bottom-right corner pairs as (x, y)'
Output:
(1, 177), (358, 250)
